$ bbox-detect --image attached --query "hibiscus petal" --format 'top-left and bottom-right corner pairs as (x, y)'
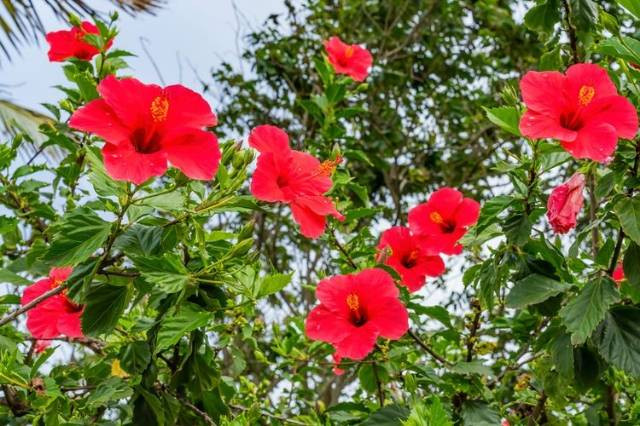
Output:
(408, 203), (442, 236)
(164, 130), (221, 180)
(519, 109), (578, 142)
(454, 198), (481, 227)
(305, 305), (351, 344)
(316, 274), (353, 314)
(334, 322), (378, 360)
(69, 99), (129, 144)
(565, 63), (618, 104)
(367, 297), (409, 340)
(45, 31), (78, 62)
(290, 196), (343, 239)
(102, 142), (168, 185)
(98, 76), (161, 129)
(163, 84), (217, 129)
(57, 311), (84, 338)
(288, 151), (331, 195)
(248, 125), (291, 154)
(519, 70), (567, 116)
(561, 122), (617, 163)
(250, 153), (288, 202)
(21, 278), (54, 305)
(355, 268), (399, 301)
(25, 297), (67, 339)
(427, 187), (463, 219)
(583, 96), (638, 140)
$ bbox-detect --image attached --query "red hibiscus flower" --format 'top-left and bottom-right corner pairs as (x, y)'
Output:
(249, 125), (344, 238)
(305, 268), (409, 361)
(546, 173), (585, 234)
(613, 264), (625, 284)
(324, 36), (373, 82)
(46, 21), (112, 62)
(70, 76), (220, 184)
(377, 226), (445, 293)
(408, 188), (480, 255)
(21, 267), (83, 340)
(519, 63), (638, 163)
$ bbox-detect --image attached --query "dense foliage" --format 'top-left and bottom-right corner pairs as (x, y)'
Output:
(3, 0), (640, 425)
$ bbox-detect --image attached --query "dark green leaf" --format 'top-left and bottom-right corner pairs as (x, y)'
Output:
(560, 278), (620, 345)
(82, 283), (129, 336)
(623, 241), (640, 289)
(361, 404), (409, 426)
(594, 306), (640, 377)
(483, 106), (521, 136)
(119, 341), (151, 374)
(156, 303), (212, 352)
(506, 274), (570, 309)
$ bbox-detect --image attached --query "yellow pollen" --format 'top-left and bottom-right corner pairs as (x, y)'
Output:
(406, 249), (419, 262)
(344, 45), (355, 58)
(346, 294), (360, 311)
(429, 211), (445, 225)
(578, 85), (595, 106)
(318, 155), (343, 176)
(150, 96), (170, 122)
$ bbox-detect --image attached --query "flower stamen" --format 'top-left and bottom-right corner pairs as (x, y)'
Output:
(429, 211), (445, 225)
(150, 96), (170, 122)
(578, 85), (595, 106)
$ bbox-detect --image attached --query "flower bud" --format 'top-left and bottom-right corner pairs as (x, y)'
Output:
(546, 173), (585, 234)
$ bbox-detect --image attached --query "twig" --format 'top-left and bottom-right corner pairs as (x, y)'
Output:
(177, 396), (216, 426)
(561, 0), (579, 64)
(0, 285), (64, 328)
(372, 362), (385, 407)
(606, 384), (617, 426)
(407, 329), (451, 366)
(329, 229), (357, 270)
(528, 391), (547, 426)
(465, 299), (482, 362)
(587, 168), (599, 257)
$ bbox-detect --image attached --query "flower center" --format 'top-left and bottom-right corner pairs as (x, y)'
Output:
(344, 45), (355, 59)
(150, 96), (170, 122)
(430, 211), (456, 233)
(578, 85), (595, 106)
(560, 111), (583, 131)
(346, 293), (366, 326)
(401, 249), (420, 268)
(317, 155), (343, 176)
(131, 128), (163, 154)
(276, 174), (289, 188)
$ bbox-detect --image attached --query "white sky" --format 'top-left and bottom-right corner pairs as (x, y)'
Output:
(0, 0), (286, 112)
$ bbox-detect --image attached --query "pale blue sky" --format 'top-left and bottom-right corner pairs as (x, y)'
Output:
(1, 0), (285, 112)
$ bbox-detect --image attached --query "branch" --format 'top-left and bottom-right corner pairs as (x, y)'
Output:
(561, 0), (579, 64)
(465, 299), (482, 362)
(372, 362), (385, 407)
(0, 285), (64, 328)
(330, 229), (358, 270)
(407, 329), (451, 366)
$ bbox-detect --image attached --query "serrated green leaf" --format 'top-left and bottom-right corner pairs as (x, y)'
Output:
(82, 283), (129, 336)
(45, 207), (112, 266)
(483, 106), (521, 136)
(506, 274), (570, 309)
(257, 273), (292, 298)
(155, 303), (212, 352)
(594, 306), (640, 377)
(119, 341), (151, 374)
(560, 278), (620, 345)
(615, 198), (640, 246)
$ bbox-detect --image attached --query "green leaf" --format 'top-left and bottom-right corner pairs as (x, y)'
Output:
(524, 0), (561, 33)
(116, 225), (163, 257)
(449, 360), (492, 377)
(618, 0), (640, 19)
(594, 306), (640, 377)
(570, 0), (599, 31)
(119, 341), (151, 374)
(483, 106), (521, 136)
(257, 273), (292, 298)
(0, 269), (29, 286)
(44, 207), (112, 266)
(86, 377), (132, 407)
(141, 191), (184, 212)
(86, 149), (126, 198)
(503, 212), (531, 246)
(560, 278), (620, 345)
(461, 401), (500, 426)
(550, 331), (574, 378)
(155, 303), (212, 352)
(403, 398), (452, 426)
(82, 283), (129, 336)
(506, 274), (570, 309)
(361, 404), (410, 426)
(614, 197), (640, 246)
(624, 241), (640, 289)
(133, 253), (191, 294)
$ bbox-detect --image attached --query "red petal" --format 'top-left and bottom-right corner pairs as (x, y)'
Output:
(250, 153), (288, 202)
(334, 322), (378, 360)
(305, 305), (351, 344)
(520, 70), (567, 116)
(355, 268), (399, 302)
(561, 122), (618, 163)
(290, 196), (343, 239)
(98, 76), (161, 129)
(45, 30), (78, 62)
(102, 142), (168, 184)
(165, 130), (221, 180)
(316, 274), (353, 314)
(69, 99), (129, 144)
(428, 187), (463, 219)
(565, 63), (618, 104)
(519, 109), (578, 142)
(583, 96), (638, 140)
(49, 267), (73, 283)
(454, 198), (481, 227)
(57, 311), (84, 338)
(163, 84), (217, 129)
(21, 278), (54, 305)
(248, 125), (291, 154)
(367, 297), (409, 340)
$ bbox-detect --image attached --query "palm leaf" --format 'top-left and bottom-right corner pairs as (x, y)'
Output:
(0, 0), (166, 64)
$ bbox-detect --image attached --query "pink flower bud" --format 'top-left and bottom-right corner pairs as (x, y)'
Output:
(546, 173), (586, 234)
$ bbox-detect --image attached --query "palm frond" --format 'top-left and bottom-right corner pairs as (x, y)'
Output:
(0, 98), (64, 163)
(0, 0), (166, 64)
